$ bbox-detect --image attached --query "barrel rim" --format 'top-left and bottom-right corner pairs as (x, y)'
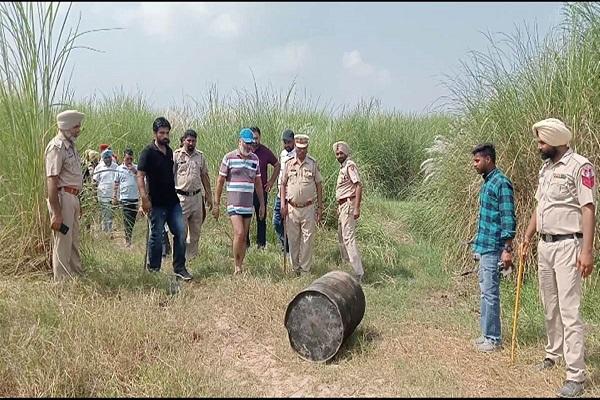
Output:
(284, 289), (345, 363)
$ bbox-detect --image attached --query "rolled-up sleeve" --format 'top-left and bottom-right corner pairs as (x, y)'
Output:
(498, 180), (516, 240)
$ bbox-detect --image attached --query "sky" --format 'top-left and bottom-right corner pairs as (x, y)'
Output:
(64, 2), (565, 114)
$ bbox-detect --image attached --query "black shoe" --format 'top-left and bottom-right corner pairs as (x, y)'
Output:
(146, 265), (160, 273)
(558, 380), (584, 398)
(174, 270), (193, 281)
(537, 358), (556, 371)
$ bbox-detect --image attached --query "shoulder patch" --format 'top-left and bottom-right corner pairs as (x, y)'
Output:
(581, 164), (595, 189)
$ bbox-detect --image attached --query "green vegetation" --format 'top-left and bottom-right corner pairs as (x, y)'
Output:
(4, 1), (600, 396)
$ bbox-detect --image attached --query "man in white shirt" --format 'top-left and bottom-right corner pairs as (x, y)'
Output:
(273, 129), (296, 256)
(113, 148), (139, 247)
(93, 149), (118, 234)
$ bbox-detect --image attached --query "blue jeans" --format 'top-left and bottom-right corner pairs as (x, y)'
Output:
(148, 203), (186, 273)
(273, 196), (289, 252)
(478, 250), (502, 344)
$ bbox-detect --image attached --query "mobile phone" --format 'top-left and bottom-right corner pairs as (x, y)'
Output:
(59, 223), (69, 235)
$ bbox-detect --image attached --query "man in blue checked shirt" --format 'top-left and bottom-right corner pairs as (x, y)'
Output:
(471, 143), (516, 352)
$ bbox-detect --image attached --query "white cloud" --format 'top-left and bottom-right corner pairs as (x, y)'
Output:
(342, 50), (391, 84)
(244, 42), (311, 77)
(90, 2), (242, 39)
(210, 13), (240, 38)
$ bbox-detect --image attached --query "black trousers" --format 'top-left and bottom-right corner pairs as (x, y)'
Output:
(121, 199), (138, 243)
(246, 190), (268, 248)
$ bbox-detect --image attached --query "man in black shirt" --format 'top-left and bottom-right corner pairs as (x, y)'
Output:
(136, 117), (192, 280)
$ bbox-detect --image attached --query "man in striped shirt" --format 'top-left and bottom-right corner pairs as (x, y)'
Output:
(213, 128), (266, 275)
(471, 143), (516, 352)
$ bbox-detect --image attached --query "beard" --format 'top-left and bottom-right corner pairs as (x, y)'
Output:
(185, 144), (195, 152)
(158, 137), (170, 146)
(540, 147), (556, 160)
(239, 144), (251, 156)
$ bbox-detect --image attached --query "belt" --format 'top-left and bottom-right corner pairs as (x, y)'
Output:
(287, 199), (313, 208)
(337, 196), (355, 205)
(176, 188), (202, 196)
(60, 186), (80, 196)
(541, 232), (583, 242)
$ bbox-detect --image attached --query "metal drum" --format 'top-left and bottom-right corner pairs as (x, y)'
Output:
(284, 271), (366, 362)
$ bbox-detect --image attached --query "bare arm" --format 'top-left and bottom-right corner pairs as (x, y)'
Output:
(201, 172), (213, 209)
(212, 175), (226, 220)
(523, 210), (537, 249)
(136, 171), (151, 213)
(353, 182), (363, 219)
(266, 161), (281, 192)
(255, 174), (266, 220)
(47, 176), (62, 230)
(316, 181), (323, 223)
(578, 204), (595, 278)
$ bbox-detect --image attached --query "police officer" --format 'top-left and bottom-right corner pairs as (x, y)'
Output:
(173, 129), (213, 259)
(280, 134), (323, 275)
(44, 110), (85, 281)
(333, 141), (364, 283)
(523, 118), (596, 398)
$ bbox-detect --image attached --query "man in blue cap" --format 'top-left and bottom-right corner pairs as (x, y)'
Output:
(213, 128), (266, 275)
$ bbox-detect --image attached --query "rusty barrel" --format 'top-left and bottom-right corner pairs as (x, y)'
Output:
(284, 270), (366, 362)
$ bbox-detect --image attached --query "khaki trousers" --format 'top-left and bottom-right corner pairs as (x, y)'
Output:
(47, 191), (82, 281)
(286, 203), (316, 272)
(337, 201), (364, 277)
(538, 237), (585, 383)
(179, 193), (205, 259)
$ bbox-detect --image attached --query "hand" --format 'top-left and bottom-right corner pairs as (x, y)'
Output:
(265, 181), (274, 193)
(206, 198), (214, 211)
(141, 196), (151, 214)
(112, 197), (118, 206)
(281, 203), (288, 220)
(577, 249), (594, 278)
(501, 250), (513, 269)
(520, 240), (529, 256)
(259, 204), (266, 220)
(316, 206), (323, 224)
(212, 204), (220, 221)
(353, 207), (360, 220)
(50, 214), (63, 231)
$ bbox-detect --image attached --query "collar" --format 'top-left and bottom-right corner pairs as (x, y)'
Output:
(551, 148), (573, 167)
(483, 167), (498, 182)
(57, 131), (73, 149)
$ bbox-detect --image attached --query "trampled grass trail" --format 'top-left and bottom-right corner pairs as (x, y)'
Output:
(1, 197), (600, 397)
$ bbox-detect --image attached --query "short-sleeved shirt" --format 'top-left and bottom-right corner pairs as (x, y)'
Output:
(282, 155), (323, 205)
(472, 168), (516, 255)
(218, 150), (261, 215)
(336, 159), (361, 201)
(173, 148), (209, 195)
(44, 132), (83, 190)
(115, 164), (139, 201)
(138, 142), (179, 207)
(93, 161), (119, 200)
(535, 148), (597, 235)
(277, 148), (296, 193)
(253, 144), (278, 189)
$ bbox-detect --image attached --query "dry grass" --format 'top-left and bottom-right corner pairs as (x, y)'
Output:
(2, 197), (600, 397)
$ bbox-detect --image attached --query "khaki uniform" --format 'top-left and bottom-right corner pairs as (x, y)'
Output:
(282, 155), (322, 272)
(174, 148), (208, 259)
(534, 148), (596, 383)
(336, 159), (364, 278)
(45, 132), (83, 281)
